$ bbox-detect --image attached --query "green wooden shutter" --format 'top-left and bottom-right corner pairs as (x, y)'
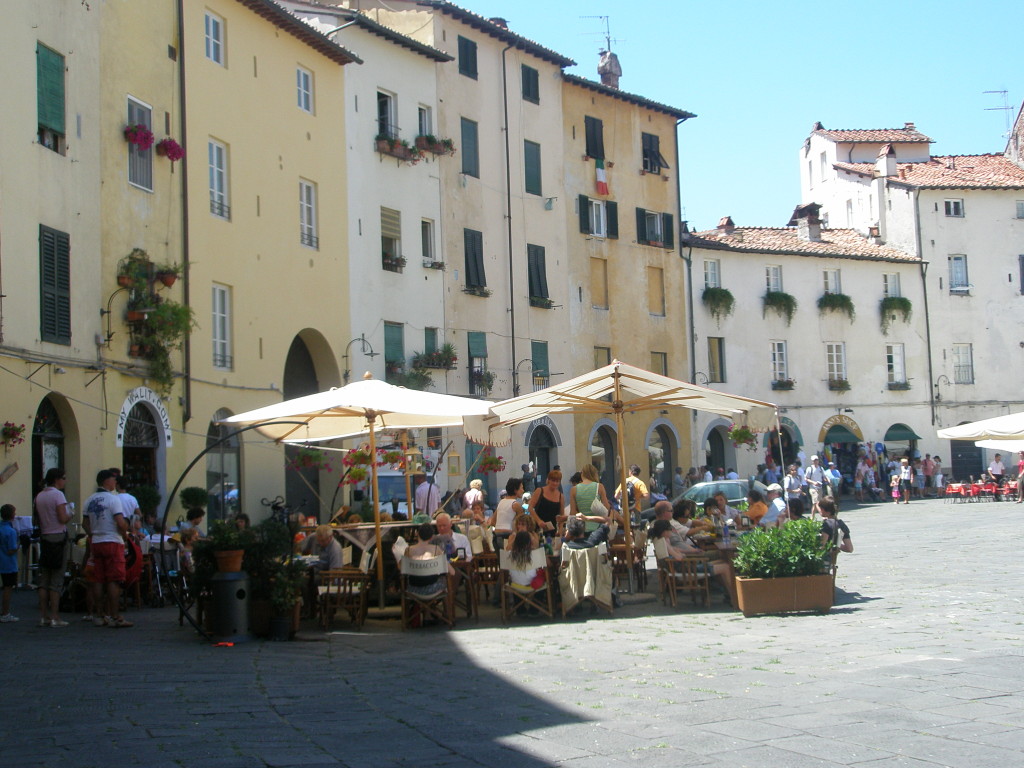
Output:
(37, 44), (65, 135)
(636, 208), (648, 244)
(39, 225), (71, 345)
(464, 228), (485, 287)
(524, 140), (542, 196)
(584, 116), (604, 159)
(531, 340), (549, 378)
(662, 213), (674, 249)
(424, 328), (438, 355)
(607, 201), (618, 239)
(468, 331), (488, 358)
(527, 244), (548, 299)
(458, 36), (477, 78)
(384, 322), (405, 364)
(461, 118), (479, 177)
(521, 65), (539, 103)
(578, 195), (590, 233)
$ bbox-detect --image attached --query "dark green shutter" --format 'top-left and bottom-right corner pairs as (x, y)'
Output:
(461, 118), (479, 177)
(662, 213), (674, 249)
(524, 140), (542, 195)
(39, 225), (71, 345)
(468, 331), (488, 359)
(425, 328), (438, 355)
(531, 340), (549, 379)
(37, 44), (65, 135)
(527, 244), (548, 299)
(521, 65), (539, 103)
(636, 208), (647, 244)
(584, 116), (604, 159)
(464, 228), (485, 287)
(578, 195), (590, 233)
(607, 201), (618, 239)
(458, 36), (477, 78)
(384, 322), (404, 363)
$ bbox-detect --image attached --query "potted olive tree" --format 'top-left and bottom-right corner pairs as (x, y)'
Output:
(732, 518), (833, 617)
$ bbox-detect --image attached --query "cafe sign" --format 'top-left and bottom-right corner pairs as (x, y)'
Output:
(818, 414), (863, 443)
(116, 387), (173, 447)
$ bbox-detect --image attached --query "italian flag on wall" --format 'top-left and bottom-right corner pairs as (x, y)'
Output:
(595, 158), (609, 196)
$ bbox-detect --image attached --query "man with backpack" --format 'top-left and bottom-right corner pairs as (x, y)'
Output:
(614, 464), (649, 521)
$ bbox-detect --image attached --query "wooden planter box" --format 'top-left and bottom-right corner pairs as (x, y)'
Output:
(735, 574), (833, 617)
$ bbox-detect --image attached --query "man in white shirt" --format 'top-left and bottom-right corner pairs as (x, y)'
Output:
(725, 468), (739, 480)
(761, 484), (787, 526)
(83, 469), (132, 628)
(115, 475), (141, 526)
(702, 466), (713, 483)
(825, 461), (843, 499)
(804, 455), (827, 506)
(414, 474), (441, 517)
(988, 453), (1006, 486)
(432, 513), (472, 562)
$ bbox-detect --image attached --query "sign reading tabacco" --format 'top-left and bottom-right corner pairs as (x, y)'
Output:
(116, 387), (173, 447)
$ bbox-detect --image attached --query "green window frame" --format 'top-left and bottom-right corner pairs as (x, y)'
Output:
(461, 117), (479, 178)
(37, 43), (65, 148)
(464, 228), (486, 288)
(524, 140), (542, 196)
(457, 36), (477, 79)
(527, 244), (548, 300)
(531, 340), (549, 387)
(521, 64), (539, 103)
(39, 225), (71, 345)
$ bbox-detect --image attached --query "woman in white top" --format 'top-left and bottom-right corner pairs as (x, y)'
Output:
(462, 479), (484, 514)
(492, 477), (524, 551)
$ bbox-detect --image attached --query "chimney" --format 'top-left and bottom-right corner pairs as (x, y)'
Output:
(875, 143), (897, 178)
(904, 122), (916, 132)
(717, 216), (735, 235)
(598, 49), (621, 89)
(788, 204), (822, 242)
(488, 17), (508, 29)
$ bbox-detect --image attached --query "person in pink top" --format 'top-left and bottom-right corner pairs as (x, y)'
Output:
(34, 468), (72, 627)
(1017, 451), (1024, 504)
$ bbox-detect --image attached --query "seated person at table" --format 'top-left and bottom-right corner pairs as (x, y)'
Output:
(650, 519), (735, 605)
(761, 484), (787, 527)
(178, 527), (199, 576)
(745, 489), (768, 526)
(404, 523), (454, 595)
(817, 498), (852, 555)
(713, 492), (742, 524)
(506, 513), (539, 551)
(302, 525), (345, 571)
(784, 496), (806, 522)
(431, 512), (473, 562)
(671, 499), (713, 535)
(233, 512), (250, 532)
(506, 531), (544, 592)
(560, 515), (593, 551)
(467, 499), (489, 526)
(649, 501), (688, 550)
(178, 507), (205, 536)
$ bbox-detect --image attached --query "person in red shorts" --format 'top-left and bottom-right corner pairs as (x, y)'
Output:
(82, 469), (133, 628)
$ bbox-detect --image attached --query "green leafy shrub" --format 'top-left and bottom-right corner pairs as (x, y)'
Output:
(733, 518), (828, 578)
(763, 291), (797, 325)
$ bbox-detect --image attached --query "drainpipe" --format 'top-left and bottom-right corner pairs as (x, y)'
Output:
(176, 0), (192, 425)
(676, 116), (697, 467)
(914, 188), (936, 425)
(501, 44), (517, 397)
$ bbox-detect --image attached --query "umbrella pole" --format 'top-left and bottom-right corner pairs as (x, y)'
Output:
(369, 419), (385, 609)
(775, 413), (784, 472)
(401, 430), (413, 519)
(613, 369), (636, 594)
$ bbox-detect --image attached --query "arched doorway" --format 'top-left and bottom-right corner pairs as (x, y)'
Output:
(705, 427), (726, 476)
(589, 423), (616, 491)
(528, 425), (556, 482)
(32, 397), (65, 496)
(950, 430), (983, 482)
(206, 409), (241, 523)
(283, 336), (321, 520)
(646, 425), (673, 495)
(122, 403), (160, 490)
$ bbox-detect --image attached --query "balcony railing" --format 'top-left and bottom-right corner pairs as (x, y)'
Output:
(300, 231), (319, 249)
(210, 198), (231, 220)
(954, 365), (974, 384)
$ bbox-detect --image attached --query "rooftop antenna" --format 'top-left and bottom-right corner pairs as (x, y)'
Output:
(580, 15), (621, 54)
(983, 89), (1012, 139)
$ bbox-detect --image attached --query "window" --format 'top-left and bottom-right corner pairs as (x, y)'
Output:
(36, 43), (65, 153)
(704, 260), (721, 289)
(819, 151), (827, 180)
(578, 195), (618, 238)
(127, 98), (153, 191)
(826, 342), (846, 382)
(770, 341), (788, 381)
(531, 340), (549, 389)
(468, 331), (488, 395)
(650, 351), (667, 376)
(39, 225), (71, 345)
(591, 258), (608, 309)
(885, 344), (905, 384)
(424, 328), (438, 355)
(211, 284), (232, 370)
(823, 269), (841, 294)
(296, 66), (313, 113)
(205, 12), (225, 65)
(524, 140), (542, 196)
(461, 117), (479, 177)
(641, 133), (669, 174)
(381, 207), (401, 271)
(883, 272), (901, 298)
(457, 36), (477, 78)
(421, 219), (435, 264)
(463, 228), (486, 288)
(636, 208), (674, 248)
(594, 346), (611, 368)
(521, 64), (539, 104)
(527, 244), (548, 301)
(952, 343), (973, 384)
(208, 139), (230, 219)
(765, 265), (783, 293)
(845, 199), (853, 226)
(584, 116), (604, 159)
(807, 160), (813, 188)
(707, 338), (726, 383)
(384, 322), (405, 380)
(377, 91), (396, 139)
(418, 105), (432, 137)
(949, 254), (969, 292)
(944, 199), (964, 217)
(299, 179), (318, 249)
(1016, 201), (1024, 219)
(647, 266), (665, 316)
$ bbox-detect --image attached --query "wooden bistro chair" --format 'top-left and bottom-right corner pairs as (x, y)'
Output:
(472, 551), (500, 605)
(498, 548), (554, 623)
(653, 537), (711, 609)
(400, 554), (454, 630)
(557, 543), (613, 618)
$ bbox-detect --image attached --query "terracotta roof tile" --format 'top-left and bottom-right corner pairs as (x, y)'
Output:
(887, 154), (1024, 189)
(813, 126), (933, 143)
(685, 226), (919, 263)
(235, 0), (362, 65)
(562, 74), (696, 120)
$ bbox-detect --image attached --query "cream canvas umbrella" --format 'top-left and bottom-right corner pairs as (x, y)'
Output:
(464, 361), (777, 587)
(937, 411), (1024, 442)
(223, 374), (493, 583)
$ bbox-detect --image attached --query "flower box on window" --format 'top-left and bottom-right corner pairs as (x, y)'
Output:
(414, 135), (455, 155)
(422, 259), (446, 270)
(828, 379), (851, 392)
(382, 254), (406, 273)
(771, 378), (795, 391)
(463, 285), (492, 298)
(529, 296), (555, 309)
(155, 137), (185, 161)
(887, 381), (911, 391)
(124, 123), (154, 151)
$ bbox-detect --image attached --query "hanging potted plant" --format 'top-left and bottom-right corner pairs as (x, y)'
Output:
(478, 449), (506, 474)
(1, 422), (26, 451)
(702, 286), (735, 325)
(762, 291), (798, 325)
(817, 292), (856, 323)
(726, 423), (758, 450)
(124, 123), (155, 151)
(471, 368), (495, 394)
(879, 296), (912, 334)
(155, 137), (185, 161)
(289, 447), (331, 472)
(154, 262), (181, 288)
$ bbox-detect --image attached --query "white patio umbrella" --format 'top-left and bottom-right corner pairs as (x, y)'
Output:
(222, 374), (493, 583)
(464, 361), (777, 587)
(937, 411), (1024, 442)
(975, 439), (1024, 452)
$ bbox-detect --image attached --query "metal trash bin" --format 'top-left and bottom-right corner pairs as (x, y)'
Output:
(210, 571), (250, 642)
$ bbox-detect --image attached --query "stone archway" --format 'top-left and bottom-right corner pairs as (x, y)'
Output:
(117, 387), (171, 493)
(283, 335), (322, 520)
(588, 419), (617, 491)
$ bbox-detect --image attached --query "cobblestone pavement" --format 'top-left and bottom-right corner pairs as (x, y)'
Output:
(2, 496), (1022, 767)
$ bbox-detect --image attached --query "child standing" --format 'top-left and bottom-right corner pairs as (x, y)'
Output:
(1, 504), (20, 622)
(890, 473), (901, 504)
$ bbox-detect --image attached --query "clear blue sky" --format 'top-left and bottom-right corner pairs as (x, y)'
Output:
(456, 0), (1022, 232)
